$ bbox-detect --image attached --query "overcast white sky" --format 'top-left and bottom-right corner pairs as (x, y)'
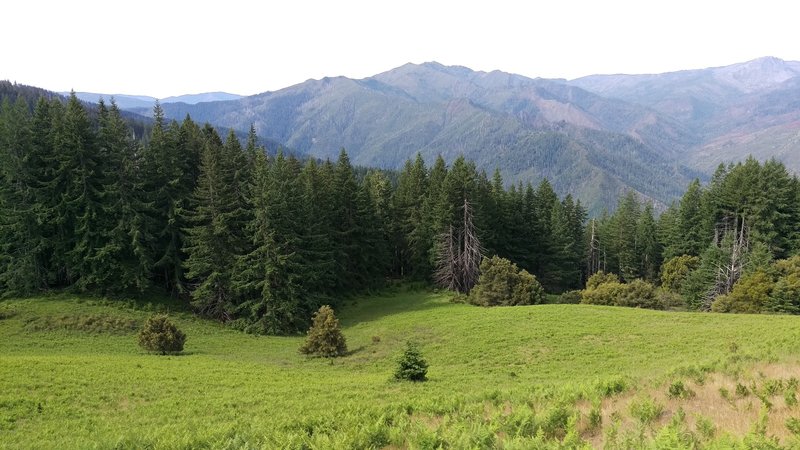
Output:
(3, 0), (799, 98)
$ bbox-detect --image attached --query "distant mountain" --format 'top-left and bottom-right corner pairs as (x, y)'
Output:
(66, 91), (243, 110)
(64, 92), (157, 110)
(145, 62), (702, 213)
(4, 81), (153, 140)
(74, 57), (800, 213)
(570, 57), (800, 171)
(160, 92), (243, 104)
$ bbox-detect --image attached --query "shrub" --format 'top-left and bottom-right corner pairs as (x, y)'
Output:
(711, 271), (774, 313)
(558, 290), (582, 304)
(299, 305), (347, 357)
(629, 398), (664, 426)
(736, 383), (750, 397)
(668, 381), (695, 399)
(588, 403), (603, 432)
(586, 271), (620, 290)
(787, 418), (800, 437)
(660, 255), (700, 293)
(656, 289), (686, 309)
(468, 256), (544, 306)
(597, 377), (626, 397)
(581, 279), (662, 309)
(394, 341), (428, 382)
(581, 281), (626, 305)
(617, 279), (660, 309)
(695, 415), (717, 441)
(137, 314), (186, 355)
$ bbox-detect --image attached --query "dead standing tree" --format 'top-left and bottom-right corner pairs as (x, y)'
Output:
(435, 197), (483, 294)
(702, 215), (750, 310)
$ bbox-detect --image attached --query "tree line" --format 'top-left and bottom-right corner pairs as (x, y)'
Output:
(4, 90), (795, 328)
(590, 157), (800, 313)
(0, 93), (587, 333)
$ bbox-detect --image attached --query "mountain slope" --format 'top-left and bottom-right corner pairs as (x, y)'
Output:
(150, 63), (700, 213)
(571, 57), (800, 171)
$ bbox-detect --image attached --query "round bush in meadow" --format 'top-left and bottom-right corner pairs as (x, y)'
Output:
(138, 314), (186, 355)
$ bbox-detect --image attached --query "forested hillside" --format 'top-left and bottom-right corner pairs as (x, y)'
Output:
(3, 84), (800, 334)
(0, 93), (587, 333)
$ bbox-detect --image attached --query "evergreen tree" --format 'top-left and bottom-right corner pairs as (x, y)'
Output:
(298, 158), (336, 297)
(299, 305), (347, 357)
(394, 154), (429, 279)
(0, 97), (39, 294)
(611, 192), (641, 282)
(57, 93), (106, 289)
(636, 203), (661, 283)
(676, 179), (707, 257)
(182, 126), (245, 320)
(235, 151), (326, 334)
(144, 106), (201, 294)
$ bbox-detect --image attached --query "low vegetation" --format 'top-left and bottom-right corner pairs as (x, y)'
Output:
(394, 341), (428, 382)
(299, 305), (347, 357)
(137, 314), (186, 355)
(3, 290), (800, 448)
(468, 256), (545, 306)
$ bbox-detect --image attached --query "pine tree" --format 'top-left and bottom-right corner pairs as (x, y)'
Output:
(299, 305), (347, 357)
(57, 93), (106, 290)
(393, 154), (429, 279)
(0, 97), (38, 294)
(394, 341), (428, 382)
(330, 149), (386, 291)
(612, 192), (641, 282)
(93, 99), (153, 292)
(636, 203), (661, 283)
(234, 151), (320, 334)
(298, 158), (336, 297)
(677, 179), (707, 256)
(183, 126), (245, 320)
(144, 105), (201, 294)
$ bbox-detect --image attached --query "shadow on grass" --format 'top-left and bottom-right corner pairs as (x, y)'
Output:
(9, 288), (193, 315)
(337, 287), (456, 327)
(344, 345), (366, 357)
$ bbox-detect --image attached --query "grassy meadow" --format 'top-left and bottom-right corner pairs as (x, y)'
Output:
(2, 288), (800, 448)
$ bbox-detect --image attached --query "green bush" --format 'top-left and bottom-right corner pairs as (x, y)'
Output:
(581, 281), (626, 305)
(394, 341), (428, 382)
(581, 279), (662, 309)
(711, 271), (774, 313)
(299, 305), (347, 357)
(585, 271), (620, 290)
(469, 256), (544, 306)
(660, 255), (700, 293)
(557, 290), (582, 304)
(629, 398), (664, 426)
(137, 314), (186, 355)
(668, 381), (695, 399)
(656, 289), (686, 309)
(617, 279), (660, 309)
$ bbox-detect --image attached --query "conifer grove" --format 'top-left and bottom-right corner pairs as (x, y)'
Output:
(3, 90), (800, 333)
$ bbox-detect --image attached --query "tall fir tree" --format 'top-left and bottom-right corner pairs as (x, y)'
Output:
(183, 126), (246, 320)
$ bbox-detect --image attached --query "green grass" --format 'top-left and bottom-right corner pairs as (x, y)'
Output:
(2, 289), (800, 448)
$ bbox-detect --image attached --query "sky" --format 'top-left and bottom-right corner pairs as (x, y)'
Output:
(3, 0), (800, 98)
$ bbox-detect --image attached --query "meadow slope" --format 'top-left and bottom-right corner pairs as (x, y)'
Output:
(2, 289), (800, 448)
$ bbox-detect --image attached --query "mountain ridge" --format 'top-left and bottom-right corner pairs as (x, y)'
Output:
(64, 57), (800, 213)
